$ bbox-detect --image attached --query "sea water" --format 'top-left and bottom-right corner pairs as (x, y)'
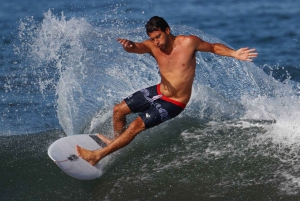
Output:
(1, 0), (300, 200)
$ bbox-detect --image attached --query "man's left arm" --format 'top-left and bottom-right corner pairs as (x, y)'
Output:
(191, 35), (258, 62)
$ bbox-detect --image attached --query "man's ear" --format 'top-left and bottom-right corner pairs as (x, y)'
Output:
(165, 27), (170, 34)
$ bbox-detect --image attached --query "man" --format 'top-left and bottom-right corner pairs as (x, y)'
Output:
(77, 16), (257, 165)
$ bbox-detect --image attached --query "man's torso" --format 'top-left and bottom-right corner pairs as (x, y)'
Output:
(148, 35), (197, 104)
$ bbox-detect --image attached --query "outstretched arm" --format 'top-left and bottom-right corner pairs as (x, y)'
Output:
(211, 43), (258, 62)
(191, 35), (258, 61)
(117, 38), (151, 54)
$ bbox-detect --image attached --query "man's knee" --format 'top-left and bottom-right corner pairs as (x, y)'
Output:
(113, 101), (131, 117)
(128, 117), (145, 133)
(113, 103), (122, 116)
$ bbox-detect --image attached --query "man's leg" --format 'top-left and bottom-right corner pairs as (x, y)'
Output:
(113, 101), (132, 138)
(77, 116), (145, 166)
(96, 101), (132, 145)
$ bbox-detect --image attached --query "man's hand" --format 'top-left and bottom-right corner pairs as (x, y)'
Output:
(116, 38), (151, 54)
(235, 47), (258, 62)
(117, 38), (133, 48)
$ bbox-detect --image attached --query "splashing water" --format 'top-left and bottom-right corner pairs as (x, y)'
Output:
(16, 10), (300, 145)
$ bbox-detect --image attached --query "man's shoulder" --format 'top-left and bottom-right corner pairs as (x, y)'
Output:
(141, 39), (155, 47)
(176, 35), (200, 45)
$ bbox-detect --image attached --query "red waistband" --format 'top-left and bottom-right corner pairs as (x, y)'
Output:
(156, 84), (186, 109)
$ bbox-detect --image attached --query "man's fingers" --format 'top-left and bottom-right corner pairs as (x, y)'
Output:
(248, 53), (258, 59)
(246, 48), (257, 53)
(117, 38), (133, 48)
(237, 47), (258, 61)
(246, 48), (258, 60)
(248, 53), (258, 57)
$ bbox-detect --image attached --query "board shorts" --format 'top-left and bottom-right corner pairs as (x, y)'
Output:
(124, 84), (186, 129)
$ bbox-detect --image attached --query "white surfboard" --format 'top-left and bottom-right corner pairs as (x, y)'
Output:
(48, 134), (107, 180)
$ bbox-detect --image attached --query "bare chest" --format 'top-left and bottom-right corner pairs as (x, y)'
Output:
(154, 48), (195, 72)
(154, 48), (180, 65)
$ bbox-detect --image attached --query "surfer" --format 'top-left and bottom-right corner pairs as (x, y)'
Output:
(77, 16), (258, 166)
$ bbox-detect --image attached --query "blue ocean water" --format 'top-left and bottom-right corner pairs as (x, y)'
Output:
(1, 0), (300, 200)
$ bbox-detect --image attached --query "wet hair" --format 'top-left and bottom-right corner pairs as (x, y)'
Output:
(145, 16), (170, 34)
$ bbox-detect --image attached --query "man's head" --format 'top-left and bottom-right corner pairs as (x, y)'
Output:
(145, 16), (170, 34)
(145, 16), (171, 50)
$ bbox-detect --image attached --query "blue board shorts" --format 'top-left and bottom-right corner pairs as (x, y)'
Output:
(124, 84), (186, 129)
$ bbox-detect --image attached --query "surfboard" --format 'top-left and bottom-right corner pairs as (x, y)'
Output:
(48, 134), (107, 180)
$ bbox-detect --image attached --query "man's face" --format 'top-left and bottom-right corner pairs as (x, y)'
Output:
(148, 28), (170, 50)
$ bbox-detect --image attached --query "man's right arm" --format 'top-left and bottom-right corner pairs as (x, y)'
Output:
(117, 38), (151, 54)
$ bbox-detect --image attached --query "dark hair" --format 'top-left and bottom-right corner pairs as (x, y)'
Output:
(145, 16), (170, 34)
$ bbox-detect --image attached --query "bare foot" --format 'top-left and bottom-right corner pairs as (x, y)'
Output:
(76, 145), (100, 166)
(97, 134), (113, 145)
